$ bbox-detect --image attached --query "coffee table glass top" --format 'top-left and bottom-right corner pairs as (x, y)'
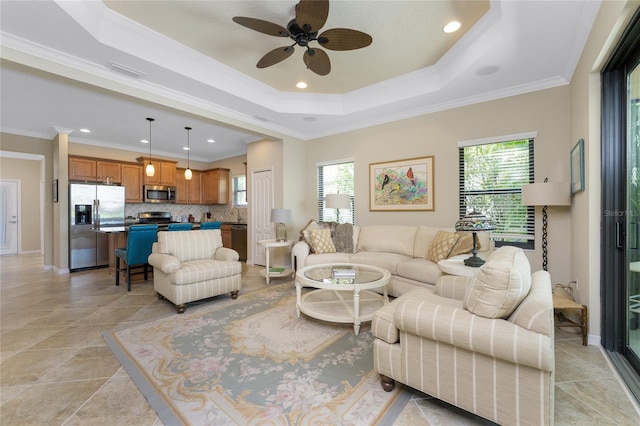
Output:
(303, 264), (383, 285)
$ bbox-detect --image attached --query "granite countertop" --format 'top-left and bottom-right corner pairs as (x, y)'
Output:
(94, 222), (247, 233)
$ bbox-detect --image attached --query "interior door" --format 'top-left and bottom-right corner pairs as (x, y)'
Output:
(0, 180), (19, 255)
(252, 169), (273, 266)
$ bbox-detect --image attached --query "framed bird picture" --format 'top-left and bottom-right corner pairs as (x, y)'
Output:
(369, 156), (435, 211)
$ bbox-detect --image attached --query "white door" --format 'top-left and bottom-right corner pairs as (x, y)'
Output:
(252, 169), (273, 265)
(0, 180), (19, 255)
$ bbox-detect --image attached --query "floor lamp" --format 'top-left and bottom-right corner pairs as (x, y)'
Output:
(325, 194), (351, 223)
(521, 179), (570, 271)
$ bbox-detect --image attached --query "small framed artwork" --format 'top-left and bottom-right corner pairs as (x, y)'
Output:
(570, 139), (585, 193)
(369, 156), (435, 211)
(52, 179), (58, 203)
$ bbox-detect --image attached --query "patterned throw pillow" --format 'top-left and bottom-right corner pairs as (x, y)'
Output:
(426, 230), (459, 262)
(448, 232), (476, 257)
(308, 228), (336, 254)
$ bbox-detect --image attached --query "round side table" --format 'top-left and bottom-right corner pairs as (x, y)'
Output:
(437, 257), (480, 277)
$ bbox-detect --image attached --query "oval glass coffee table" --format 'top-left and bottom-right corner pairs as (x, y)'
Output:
(295, 263), (391, 335)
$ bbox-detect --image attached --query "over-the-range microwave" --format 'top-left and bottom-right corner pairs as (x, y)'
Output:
(143, 185), (176, 203)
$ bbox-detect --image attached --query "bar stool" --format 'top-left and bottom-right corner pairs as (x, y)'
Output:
(115, 224), (158, 291)
(200, 221), (222, 230)
(168, 223), (193, 231)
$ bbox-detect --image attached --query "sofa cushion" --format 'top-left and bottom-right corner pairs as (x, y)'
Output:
(508, 270), (554, 336)
(396, 258), (443, 286)
(463, 246), (532, 319)
(413, 225), (448, 259)
(448, 232), (475, 257)
(357, 225), (417, 257)
(306, 252), (353, 266)
(170, 259), (242, 285)
(426, 230), (459, 262)
(350, 251), (411, 275)
(157, 230), (222, 263)
(300, 220), (335, 252)
(309, 228), (336, 254)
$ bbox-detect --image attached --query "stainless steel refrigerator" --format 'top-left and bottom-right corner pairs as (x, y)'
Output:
(69, 183), (125, 271)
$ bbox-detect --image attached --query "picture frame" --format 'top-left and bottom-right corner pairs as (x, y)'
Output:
(570, 139), (585, 193)
(52, 179), (58, 203)
(369, 156), (434, 211)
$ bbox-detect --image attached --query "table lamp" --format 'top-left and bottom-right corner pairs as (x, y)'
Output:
(271, 208), (291, 242)
(325, 193), (351, 223)
(521, 178), (570, 271)
(455, 211), (496, 267)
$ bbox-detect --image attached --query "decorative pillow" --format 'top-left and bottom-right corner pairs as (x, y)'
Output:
(300, 219), (320, 247)
(426, 230), (459, 263)
(333, 223), (354, 253)
(448, 232), (476, 257)
(308, 228), (336, 254)
(463, 246), (532, 319)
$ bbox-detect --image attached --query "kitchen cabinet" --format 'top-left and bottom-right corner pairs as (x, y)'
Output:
(176, 169), (202, 204)
(69, 156), (121, 183)
(136, 157), (178, 186)
(121, 163), (143, 203)
(221, 224), (232, 248)
(203, 168), (229, 204)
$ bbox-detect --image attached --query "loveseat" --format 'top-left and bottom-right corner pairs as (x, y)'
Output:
(292, 221), (490, 297)
(148, 229), (242, 313)
(372, 246), (555, 425)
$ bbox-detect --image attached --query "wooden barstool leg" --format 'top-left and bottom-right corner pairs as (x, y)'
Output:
(115, 257), (120, 287)
(581, 305), (588, 346)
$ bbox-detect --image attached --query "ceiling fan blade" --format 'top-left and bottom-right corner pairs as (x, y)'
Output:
(303, 48), (330, 76)
(318, 28), (373, 51)
(232, 17), (289, 37)
(295, 0), (329, 33)
(257, 46), (295, 68)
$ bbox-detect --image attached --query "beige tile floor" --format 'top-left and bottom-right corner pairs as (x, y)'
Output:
(1, 253), (639, 425)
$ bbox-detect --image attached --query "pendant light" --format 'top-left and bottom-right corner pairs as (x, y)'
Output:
(145, 117), (155, 177)
(184, 126), (192, 180)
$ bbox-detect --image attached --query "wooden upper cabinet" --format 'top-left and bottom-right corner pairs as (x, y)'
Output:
(136, 157), (178, 186)
(203, 168), (229, 204)
(69, 156), (121, 183)
(176, 169), (202, 204)
(96, 161), (121, 183)
(121, 163), (143, 203)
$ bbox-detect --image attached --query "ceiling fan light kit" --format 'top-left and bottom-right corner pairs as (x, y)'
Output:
(233, 0), (372, 76)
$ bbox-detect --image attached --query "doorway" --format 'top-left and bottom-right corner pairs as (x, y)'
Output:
(0, 180), (20, 255)
(251, 168), (273, 266)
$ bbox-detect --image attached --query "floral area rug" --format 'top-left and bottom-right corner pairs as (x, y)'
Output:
(104, 283), (410, 425)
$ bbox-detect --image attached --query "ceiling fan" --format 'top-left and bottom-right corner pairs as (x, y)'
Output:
(232, 0), (372, 76)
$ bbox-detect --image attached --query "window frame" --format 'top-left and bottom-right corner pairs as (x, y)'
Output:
(458, 133), (536, 250)
(317, 159), (355, 224)
(232, 174), (247, 207)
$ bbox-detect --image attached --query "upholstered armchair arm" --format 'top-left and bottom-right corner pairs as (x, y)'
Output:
(393, 297), (553, 371)
(292, 241), (310, 269)
(435, 275), (472, 301)
(214, 247), (240, 261)
(148, 253), (181, 274)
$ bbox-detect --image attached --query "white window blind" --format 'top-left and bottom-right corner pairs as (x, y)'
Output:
(317, 161), (354, 224)
(458, 138), (535, 249)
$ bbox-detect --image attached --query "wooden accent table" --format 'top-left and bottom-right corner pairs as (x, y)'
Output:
(553, 293), (588, 346)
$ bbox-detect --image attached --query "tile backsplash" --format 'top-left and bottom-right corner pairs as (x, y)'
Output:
(125, 204), (247, 223)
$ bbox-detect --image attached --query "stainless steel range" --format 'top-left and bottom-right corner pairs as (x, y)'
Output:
(137, 211), (173, 224)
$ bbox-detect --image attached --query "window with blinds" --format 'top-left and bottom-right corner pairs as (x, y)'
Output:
(458, 138), (534, 249)
(317, 161), (354, 224)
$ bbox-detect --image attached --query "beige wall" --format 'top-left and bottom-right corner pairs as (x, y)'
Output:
(0, 157), (42, 253)
(304, 86), (573, 284)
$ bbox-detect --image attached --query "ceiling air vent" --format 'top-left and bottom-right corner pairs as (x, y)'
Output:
(106, 61), (145, 79)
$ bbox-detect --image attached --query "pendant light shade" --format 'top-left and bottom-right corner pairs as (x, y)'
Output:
(145, 117), (155, 177)
(184, 126), (192, 181)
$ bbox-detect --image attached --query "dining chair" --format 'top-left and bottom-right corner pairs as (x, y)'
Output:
(168, 223), (193, 231)
(115, 224), (158, 291)
(200, 221), (222, 230)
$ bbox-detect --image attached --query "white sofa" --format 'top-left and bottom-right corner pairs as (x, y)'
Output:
(372, 246), (554, 425)
(292, 222), (491, 297)
(148, 230), (242, 313)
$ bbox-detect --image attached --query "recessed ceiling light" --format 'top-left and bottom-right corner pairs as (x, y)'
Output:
(79, 128), (91, 133)
(443, 21), (461, 33)
(296, 81), (308, 89)
(183, 146), (190, 151)
(207, 139), (215, 143)
(140, 139), (149, 144)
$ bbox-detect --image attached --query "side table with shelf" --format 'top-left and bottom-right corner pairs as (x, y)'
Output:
(258, 239), (295, 284)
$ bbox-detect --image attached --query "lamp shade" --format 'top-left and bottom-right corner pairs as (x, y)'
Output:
(455, 211), (496, 232)
(325, 193), (350, 209)
(270, 208), (291, 223)
(521, 182), (570, 206)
